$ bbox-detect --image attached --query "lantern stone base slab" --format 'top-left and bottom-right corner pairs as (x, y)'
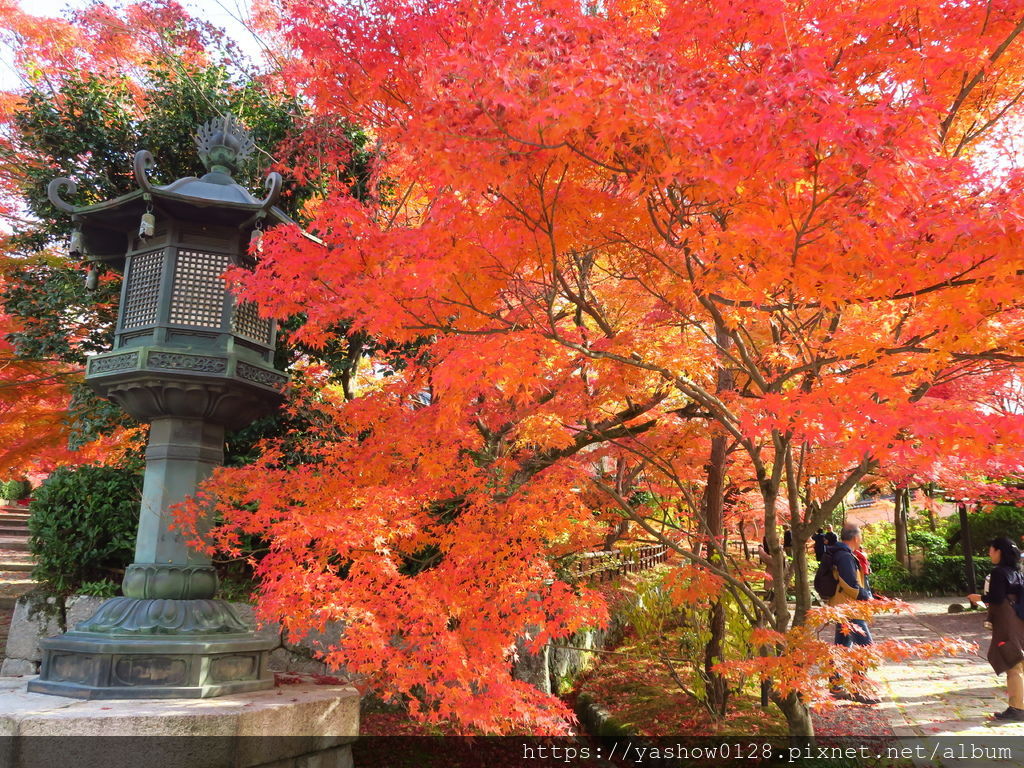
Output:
(0, 676), (359, 768)
(27, 631), (276, 699)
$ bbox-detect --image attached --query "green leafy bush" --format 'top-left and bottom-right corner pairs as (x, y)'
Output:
(28, 465), (141, 597)
(946, 505), (1024, 556)
(0, 478), (31, 500)
(907, 530), (947, 555)
(76, 579), (119, 598)
(868, 551), (989, 595)
(915, 555), (989, 594)
(619, 566), (678, 639)
(867, 552), (912, 593)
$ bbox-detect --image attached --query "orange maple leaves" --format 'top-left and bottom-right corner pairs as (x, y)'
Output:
(199, 0), (1024, 733)
(3, 0), (1024, 736)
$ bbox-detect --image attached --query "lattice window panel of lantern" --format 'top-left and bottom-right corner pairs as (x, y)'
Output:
(168, 250), (231, 328)
(232, 301), (272, 344)
(121, 250), (165, 330)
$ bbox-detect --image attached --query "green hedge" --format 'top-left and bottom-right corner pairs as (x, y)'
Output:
(28, 465), (140, 597)
(946, 505), (1024, 556)
(868, 552), (989, 595)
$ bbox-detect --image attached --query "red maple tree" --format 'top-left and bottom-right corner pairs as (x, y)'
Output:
(172, 0), (1024, 739)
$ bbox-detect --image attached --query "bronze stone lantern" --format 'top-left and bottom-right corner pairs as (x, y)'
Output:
(29, 116), (290, 698)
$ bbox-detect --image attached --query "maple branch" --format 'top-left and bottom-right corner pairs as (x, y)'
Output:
(695, 293), (770, 394)
(0, 370), (83, 388)
(939, 14), (1024, 146)
(593, 478), (776, 629)
(499, 393), (667, 499)
(703, 260), (1013, 312)
(952, 83), (1024, 156)
(658, 653), (714, 716)
(951, 350), (1024, 364)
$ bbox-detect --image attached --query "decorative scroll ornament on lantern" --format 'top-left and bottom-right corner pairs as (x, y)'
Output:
(45, 115), (286, 271)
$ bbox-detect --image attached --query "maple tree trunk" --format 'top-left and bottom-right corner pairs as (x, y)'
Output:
(703, 431), (730, 717)
(783, 445), (813, 625)
(762, 487), (790, 630)
(923, 484), (937, 531)
(894, 487), (909, 569)
(791, 534), (812, 624)
(772, 690), (815, 746)
(959, 502), (978, 596)
(700, 320), (735, 717)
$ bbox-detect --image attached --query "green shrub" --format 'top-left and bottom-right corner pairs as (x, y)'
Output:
(77, 579), (119, 598)
(868, 551), (988, 595)
(915, 555), (989, 594)
(0, 478), (31, 500)
(28, 465), (141, 597)
(619, 566), (678, 639)
(907, 530), (947, 555)
(946, 505), (1024, 556)
(867, 552), (912, 593)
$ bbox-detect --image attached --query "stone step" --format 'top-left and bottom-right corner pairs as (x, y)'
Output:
(0, 572), (36, 587)
(0, 553), (34, 572)
(0, 563), (33, 573)
(0, 527), (28, 537)
(0, 538), (29, 552)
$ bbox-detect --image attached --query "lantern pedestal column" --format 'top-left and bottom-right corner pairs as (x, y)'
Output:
(27, 414), (277, 700)
(135, 416), (225, 572)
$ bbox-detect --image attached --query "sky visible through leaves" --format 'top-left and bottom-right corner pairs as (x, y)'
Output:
(0, 0), (264, 91)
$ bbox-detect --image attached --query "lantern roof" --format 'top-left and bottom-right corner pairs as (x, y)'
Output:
(47, 115), (301, 267)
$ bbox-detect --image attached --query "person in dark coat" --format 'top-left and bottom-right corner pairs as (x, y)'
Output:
(967, 537), (1024, 721)
(812, 528), (827, 562)
(828, 525), (879, 704)
(824, 524), (838, 547)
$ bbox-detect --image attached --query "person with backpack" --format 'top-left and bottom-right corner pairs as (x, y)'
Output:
(816, 525), (879, 704)
(967, 537), (1024, 721)
(812, 528), (827, 562)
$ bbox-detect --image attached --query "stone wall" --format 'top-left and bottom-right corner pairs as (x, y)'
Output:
(1, 593), (346, 678)
(512, 619), (624, 695)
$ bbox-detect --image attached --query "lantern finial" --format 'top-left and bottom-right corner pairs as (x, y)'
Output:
(195, 114), (255, 176)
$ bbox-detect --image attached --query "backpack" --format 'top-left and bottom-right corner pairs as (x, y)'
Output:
(814, 550), (840, 600)
(1010, 572), (1024, 622)
(1012, 596), (1024, 623)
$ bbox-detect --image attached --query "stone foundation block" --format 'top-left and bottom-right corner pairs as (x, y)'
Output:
(0, 677), (359, 768)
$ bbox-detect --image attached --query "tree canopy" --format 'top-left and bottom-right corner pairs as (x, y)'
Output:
(1, 0), (1023, 743)
(173, 0), (1024, 738)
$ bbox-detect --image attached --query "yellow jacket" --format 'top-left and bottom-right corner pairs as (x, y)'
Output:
(827, 545), (870, 608)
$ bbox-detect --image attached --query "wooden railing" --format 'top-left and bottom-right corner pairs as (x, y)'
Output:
(569, 544), (669, 582)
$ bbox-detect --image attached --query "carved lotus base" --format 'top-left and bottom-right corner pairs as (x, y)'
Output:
(75, 597), (250, 635)
(29, 631), (275, 700)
